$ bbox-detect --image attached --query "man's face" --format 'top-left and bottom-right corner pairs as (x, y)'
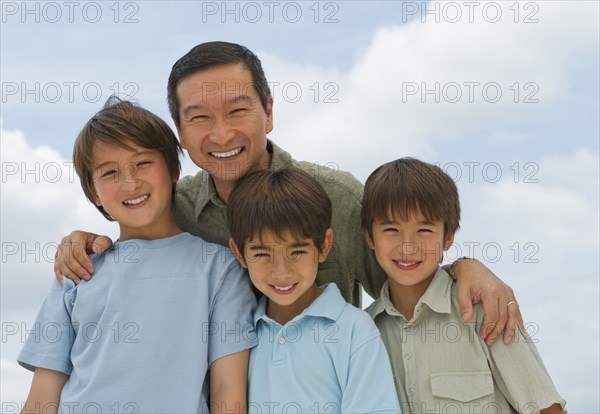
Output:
(175, 63), (273, 198)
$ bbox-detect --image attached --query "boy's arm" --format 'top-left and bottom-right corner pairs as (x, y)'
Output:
(22, 368), (68, 414)
(540, 403), (566, 414)
(209, 350), (249, 414)
(53, 230), (113, 285)
(448, 257), (524, 345)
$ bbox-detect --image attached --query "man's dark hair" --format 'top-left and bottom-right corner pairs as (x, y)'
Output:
(167, 41), (271, 126)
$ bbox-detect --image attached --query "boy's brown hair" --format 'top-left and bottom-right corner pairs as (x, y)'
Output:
(227, 167), (332, 253)
(361, 157), (461, 241)
(73, 97), (182, 221)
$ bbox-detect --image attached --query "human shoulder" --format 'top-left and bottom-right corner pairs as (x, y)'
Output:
(176, 170), (208, 201)
(292, 160), (364, 203)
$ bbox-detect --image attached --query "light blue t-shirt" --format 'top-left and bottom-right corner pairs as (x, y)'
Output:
(249, 283), (400, 414)
(19, 232), (257, 414)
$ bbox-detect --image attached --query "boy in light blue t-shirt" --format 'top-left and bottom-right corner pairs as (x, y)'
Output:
(18, 98), (256, 413)
(226, 166), (400, 413)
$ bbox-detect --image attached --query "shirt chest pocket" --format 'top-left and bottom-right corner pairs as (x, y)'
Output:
(430, 371), (494, 403)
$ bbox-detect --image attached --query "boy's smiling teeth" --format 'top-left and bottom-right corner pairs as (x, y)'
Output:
(272, 284), (294, 292)
(395, 260), (419, 267)
(211, 147), (242, 158)
(123, 195), (149, 205)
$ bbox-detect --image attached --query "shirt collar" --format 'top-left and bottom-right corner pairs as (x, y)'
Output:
(370, 267), (453, 320)
(253, 283), (346, 327)
(195, 140), (293, 218)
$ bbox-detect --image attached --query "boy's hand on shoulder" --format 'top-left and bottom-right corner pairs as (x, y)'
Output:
(453, 258), (524, 345)
(54, 230), (112, 286)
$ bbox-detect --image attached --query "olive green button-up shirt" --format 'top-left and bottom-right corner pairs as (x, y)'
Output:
(173, 140), (386, 307)
(366, 268), (566, 413)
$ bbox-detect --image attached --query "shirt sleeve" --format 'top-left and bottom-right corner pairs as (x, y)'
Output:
(341, 313), (401, 413)
(485, 323), (566, 413)
(207, 259), (258, 366)
(17, 280), (77, 375)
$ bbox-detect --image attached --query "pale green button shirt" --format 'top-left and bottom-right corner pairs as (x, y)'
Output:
(173, 140), (387, 307)
(366, 268), (566, 413)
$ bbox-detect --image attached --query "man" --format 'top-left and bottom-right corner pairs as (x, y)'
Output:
(55, 41), (521, 344)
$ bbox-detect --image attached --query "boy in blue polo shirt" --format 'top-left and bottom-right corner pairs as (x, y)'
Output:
(226, 166), (400, 413)
(18, 98), (256, 413)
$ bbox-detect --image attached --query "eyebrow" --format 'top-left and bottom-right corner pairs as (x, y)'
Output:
(94, 150), (155, 172)
(378, 218), (436, 226)
(247, 241), (311, 250)
(181, 95), (256, 118)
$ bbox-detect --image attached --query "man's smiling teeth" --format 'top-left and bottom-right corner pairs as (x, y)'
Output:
(211, 147), (242, 158)
(273, 284), (294, 291)
(123, 195), (149, 205)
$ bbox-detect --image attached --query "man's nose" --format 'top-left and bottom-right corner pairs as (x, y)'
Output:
(208, 117), (235, 145)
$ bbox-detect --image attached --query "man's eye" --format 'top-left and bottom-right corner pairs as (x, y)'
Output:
(231, 107), (248, 114)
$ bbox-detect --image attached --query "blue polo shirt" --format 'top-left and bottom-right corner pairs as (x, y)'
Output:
(18, 233), (257, 414)
(248, 283), (400, 413)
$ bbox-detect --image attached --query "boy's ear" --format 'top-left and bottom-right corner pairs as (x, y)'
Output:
(318, 228), (334, 263)
(443, 233), (455, 251)
(363, 230), (375, 250)
(228, 238), (248, 268)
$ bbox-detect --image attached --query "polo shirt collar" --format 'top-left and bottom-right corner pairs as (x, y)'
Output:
(253, 283), (345, 327)
(194, 140), (293, 219)
(370, 267), (453, 319)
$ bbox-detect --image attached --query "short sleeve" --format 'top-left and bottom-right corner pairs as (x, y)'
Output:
(207, 261), (257, 365)
(18, 280), (77, 375)
(341, 314), (401, 413)
(487, 324), (566, 412)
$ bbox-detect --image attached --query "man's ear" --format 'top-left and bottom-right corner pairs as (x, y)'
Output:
(443, 233), (455, 251)
(228, 238), (248, 268)
(318, 228), (334, 263)
(174, 119), (186, 150)
(265, 96), (274, 134)
(363, 230), (375, 250)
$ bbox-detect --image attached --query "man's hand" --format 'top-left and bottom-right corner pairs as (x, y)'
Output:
(453, 258), (524, 345)
(53, 231), (112, 285)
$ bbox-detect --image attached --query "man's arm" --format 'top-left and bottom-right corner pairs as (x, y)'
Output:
(21, 368), (68, 414)
(53, 231), (113, 285)
(210, 350), (249, 414)
(448, 257), (524, 345)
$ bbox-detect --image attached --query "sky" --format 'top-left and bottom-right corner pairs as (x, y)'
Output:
(1, 0), (599, 411)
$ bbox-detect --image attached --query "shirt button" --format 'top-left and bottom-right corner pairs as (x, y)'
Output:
(405, 354), (412, 360)
(409, 386), (416, 394)
(278, 337), (286, 344)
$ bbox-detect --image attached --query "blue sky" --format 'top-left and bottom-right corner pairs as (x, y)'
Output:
(1, 1), (599, 411)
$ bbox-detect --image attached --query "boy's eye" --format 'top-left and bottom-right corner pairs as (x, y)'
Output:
(290, 250), (307, 256)
(418, 228), (433, 233)
(383, 227), (398, 233)
(137, 160), (152, 167)
(100, 170), (117, 178)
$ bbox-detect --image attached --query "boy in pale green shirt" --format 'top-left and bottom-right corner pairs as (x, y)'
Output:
(363, 158), (565, 413)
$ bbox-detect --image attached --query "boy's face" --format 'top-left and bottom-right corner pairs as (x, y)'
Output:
(366, 212), (454, 291)
(230, 229), (333, 310)
(175, 63), (273, 198)
(92, 140), (178, 241)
